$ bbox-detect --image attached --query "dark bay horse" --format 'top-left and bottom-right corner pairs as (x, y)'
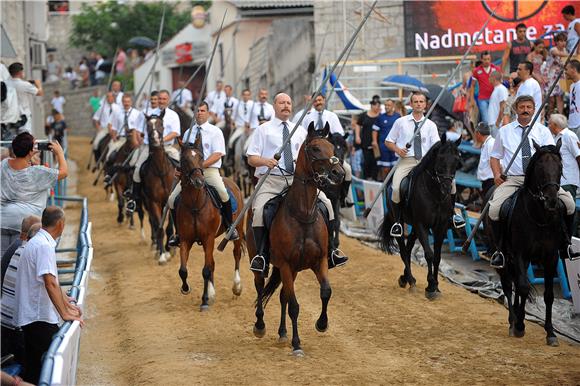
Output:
(248, 122), (345, 356)
(91, 133), (111, 173)
(490, 140), (568, 346)
(176, 136), (246, 311)
(379, 138), (462, 299)
(141, 115), (176, 264)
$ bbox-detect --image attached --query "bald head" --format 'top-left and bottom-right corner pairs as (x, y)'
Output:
(273, 93), (292, 121)
(27, 223), (41, 240)
(20, 215), (41, 241)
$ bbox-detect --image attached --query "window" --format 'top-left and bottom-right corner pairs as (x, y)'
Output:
(30, 40), (46, 68)
(48, 1), (69, 14)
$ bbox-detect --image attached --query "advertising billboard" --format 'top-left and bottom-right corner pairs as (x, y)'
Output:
(404, 0), (568, 57)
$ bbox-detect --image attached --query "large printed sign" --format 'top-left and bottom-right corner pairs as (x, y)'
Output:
(404, 1), (567, 57)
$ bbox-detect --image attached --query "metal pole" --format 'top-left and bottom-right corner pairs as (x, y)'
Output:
(325, 36), (356, 106)
(217, 0), (379, 251)
(362, 4), (499, 218)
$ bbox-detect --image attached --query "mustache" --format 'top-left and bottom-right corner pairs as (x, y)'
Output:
(521, 111), (531, 116)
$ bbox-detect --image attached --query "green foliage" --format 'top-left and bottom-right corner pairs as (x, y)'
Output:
(70, 1), (192, 58)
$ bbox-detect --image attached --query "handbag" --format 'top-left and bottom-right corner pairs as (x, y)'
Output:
(452, 94), (467, 113)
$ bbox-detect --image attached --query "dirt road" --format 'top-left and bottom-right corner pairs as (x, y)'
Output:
(70, 137), (580, 385)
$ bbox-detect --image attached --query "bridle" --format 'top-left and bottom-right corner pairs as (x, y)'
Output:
(293, 138), (342, 189)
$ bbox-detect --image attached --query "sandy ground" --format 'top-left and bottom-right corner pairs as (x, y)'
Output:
(69, 136), (580, 386)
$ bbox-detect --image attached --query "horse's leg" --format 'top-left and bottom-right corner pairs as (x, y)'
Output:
(253, 273), (266, 337)
(499, 271), (516, 336)
(152, 204), (167, 264)
(116, 191), (124, 225)
(283, 266), (303, 356)
(277, 289), (288, 344)
(314, 266), (331, 334)
(415, 226), (438, 299)
(179, 239), (192, 295)
(543, 257), (559, 346)
(200, 236), (216, 311)
(513, 254), (529, 337)
(148, 214), (156, 251)
(403, 230), (418, 288)
(232, 239), (243, 297)
(431, 225), (447, 294)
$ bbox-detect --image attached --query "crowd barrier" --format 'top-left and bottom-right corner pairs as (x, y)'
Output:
(38, 196), (93, 386)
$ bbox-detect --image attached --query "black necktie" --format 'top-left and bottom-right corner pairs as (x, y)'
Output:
(317, 111), (324, 130)
(123, 110), (129, 135)
(282, 122), (294, 173)
(260, 103), (265, 119)
(413, 120), (422, 160)
(243, 103), (247, 115)
(520, 125), (531, 172)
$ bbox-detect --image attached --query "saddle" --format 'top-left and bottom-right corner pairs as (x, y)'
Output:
(499, 189), (521, 227)
(206, 183), (238, 212)
(139, 154), (180, 179)
(399, 168), (419, 209)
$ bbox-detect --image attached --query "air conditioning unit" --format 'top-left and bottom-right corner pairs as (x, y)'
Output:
(30, 40), (46, 68)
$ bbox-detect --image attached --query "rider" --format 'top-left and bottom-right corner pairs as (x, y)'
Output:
(250, 88), (274, 128)
(211, 84), (237, 129)
(103, 94), (143, 186)
(302, 93), (353, 206)
(92, 91), (121, 154)
(228, 88), (254, 149)
(126, 90), (181, 212)
(246, 92), (348, 276)
(488, 95), (576, 268)
(167, 101), (239, 246)
(385, 91), (464, 237)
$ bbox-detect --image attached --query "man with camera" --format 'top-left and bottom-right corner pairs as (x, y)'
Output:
(5, 63), (44, 134)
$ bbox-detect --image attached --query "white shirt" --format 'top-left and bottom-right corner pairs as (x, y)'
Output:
(554, 128), (580, 188)
(292, 108), (312, 124)
(301, 109), (344, 135)
(233, 100), (254, 128)
(171, 88), (193, 109)
(93, 102), (122, 129)
(5, 77), (38, 132)
(205, 90), (226, 111)
(477, 135), (495, 181)
(250, 101), (274, 129)
(211, 95), (238, 121)
(112, 107), (143, 136)
(1, 244), (25, 329)
(95, 58), (106, 79)
(385, 114), (440, 159)
(51, 96), (66, 114)
(113, 91), (124, 106)
(567, 18), (580, 54)
(490, 120), (554, 176)
(516, 78), (542, 118)
(15, 229), (60, 327)
(487, 84), (508, 126)
(140, 108), (181, 146)
(246, 117), (307, 177)
(183, 121), (226, 168)
(569, 80), (580, 129)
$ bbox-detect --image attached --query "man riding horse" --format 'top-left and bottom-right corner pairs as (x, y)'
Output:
(126, 90), (181, 211)
(385, 91), (465, 238)
(246, 92), (348, 275)
(488, 95), (577, 268)
(167, 101), (239, 246)
(92, 91), (120, 158)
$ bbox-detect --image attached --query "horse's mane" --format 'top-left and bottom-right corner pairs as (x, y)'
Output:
(412, 140), (446, 175)
(523, 144), (562, 187)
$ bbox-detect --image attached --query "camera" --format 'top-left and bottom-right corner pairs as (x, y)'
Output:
(35, 140), (51, 151)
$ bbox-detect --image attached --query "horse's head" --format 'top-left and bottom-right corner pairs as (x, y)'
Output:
(525, 139), (563, 213)
(298, 122), (345, 188)
(328, 132), (349, 163)
(178, 134), (205, 190)
(145, 111), (165, 148)
(420, 136), (462, 196)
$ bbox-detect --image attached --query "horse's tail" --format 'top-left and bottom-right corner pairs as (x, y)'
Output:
(261, 267), (281, 308)
(378, 214), (398, 254)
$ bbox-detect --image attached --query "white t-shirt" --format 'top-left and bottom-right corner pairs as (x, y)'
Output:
(554, 128), (580, 188)
(385, 115), (440, 159)
(5, 77), (38, 132)
(569, 80), (580, 129)
(477, 135), (495, 181)
(567, 18), (580, 54)
(15, 229), (60, 327)
(51, 96), (66, 114)
(516, 78), (542, 118)
(182, 121), (226, 168)
(301, 109), (344, 135)
(487, 84), (508, 126)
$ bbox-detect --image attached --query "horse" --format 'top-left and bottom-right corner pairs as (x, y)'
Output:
(221, 107), (236, 177)
(248, 122), (345, 356)
(379, 137), (462, 299)
(141, 115), (176, 264)
(175, 136), (246, 311)
(230, 131), (254, 197)
(91, 133), (111, 173)
(170, 104), (194, 135)
(489, 140), (567, 346)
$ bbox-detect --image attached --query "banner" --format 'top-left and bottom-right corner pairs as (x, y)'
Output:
(404, 0), (567, 57)
(362, 179), (385, 233)
(567, 237), (580, 314)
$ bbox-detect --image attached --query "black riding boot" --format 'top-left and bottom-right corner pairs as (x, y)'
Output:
(168, 208), (180, 247)
(221, 199), (239, 240)
(390, 202), (403, 237)
(328, 220), (348, 269)
(564, 213), (580, 260)
(451, 194), (465, 228)
(340, 180), (354, 207)
(126, 182), (141, 213)
(249, 227), (269, 276)
(489, 219), (505, 268)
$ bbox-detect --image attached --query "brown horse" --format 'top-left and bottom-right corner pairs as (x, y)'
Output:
(247, 122), (344, 356)
(141, 115), (176, 264)
(176, 135), (246, 311)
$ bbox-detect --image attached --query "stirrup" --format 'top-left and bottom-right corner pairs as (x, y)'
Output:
(453, 214), (465, 229)
(123, 189), (132, 199)
(250, 254), (266, 273)
(225, 226), (239, 241)
(390, 222), (403, 238)
(567, 244), (580, 261)
(168, 234), (180, 247)
(490, 251), (505, 269)
(104, 175), (112, 184)
(126, 199), (136, 214)
(329, 249), (348, 269)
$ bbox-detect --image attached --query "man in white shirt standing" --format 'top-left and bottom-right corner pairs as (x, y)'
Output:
(246, 93), (347, 275)
(488, 96), (576, 268)
(516, 61), (543, 118)
(566, 60), (580, 133)
(6, 62), (44, 133)
(487, 71), (509, 136)
(475, 122), (495, 197)
(250, 88), (274, 129)
(171, 80), (193, 111)
(205, 80), (226, 112)
(15, 207), (83, 384)
(167, 101), (239, 246)
(548, 114), (580, 201)
(92, 92), (121, 152)
(50, 90), (66, 114)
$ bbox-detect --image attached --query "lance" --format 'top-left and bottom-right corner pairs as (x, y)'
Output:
(170, 61), (205, 110)
(462, 39), (580, 253)
(217, 0), (379, 252)
(325, 38), (356, 106)
(99, 146), (138, 187)
(362, 4), (499, 218)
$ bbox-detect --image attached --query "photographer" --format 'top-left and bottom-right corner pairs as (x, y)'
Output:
(0, 132), (67, 257)
(5, 62), (44, 134)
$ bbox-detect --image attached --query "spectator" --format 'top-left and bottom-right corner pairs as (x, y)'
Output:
(502, 77), (521, 126)
(475, 122), (495, 198)
(115, 48), (127, 75)
(79, 57), (90, 88)
(5, 62), (44, 133)
(566, 60), (580, 133)
(49, 111), (68, 148)
(548, 114), (580, 200)
(354, 95), (381, 180)
(394, 100), (407, 116)
(516, 61), (542, 118)
(502, 23), (533, 75)
(1, 371), (33, 386)
(0, 64), (21, 139)
(89, 88), (101, 114)
(372, 98), (400, 180)
(63, 66), (78, 89)
(1, 217), (41, 366)
(14, 206), (83, 384)
(526, 39), (547, 89)
(487, 71), (509, 136)
(45, 54), (61, 84)
(128, 48), (142, 73)
(349, 115), (363, 178)
(543, 33), (568, 116)
(469, 51), (501, 125)
(88, 51), (98, 86)
(562, 5), (580, 58)
(51, 90), (65, 114)
(0, 132), (67, 257)
(95, 53), (106, 84)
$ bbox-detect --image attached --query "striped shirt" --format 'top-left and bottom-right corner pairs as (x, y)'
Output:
(1, 244), (25, 329)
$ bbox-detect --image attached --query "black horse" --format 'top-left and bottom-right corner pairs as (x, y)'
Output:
(489, 140), (569, 346)
(379, 138), (462, 299)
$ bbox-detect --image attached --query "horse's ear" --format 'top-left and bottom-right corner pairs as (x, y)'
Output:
(555, 137), (562, 152)
(177, 137), (183, 148)
(454, 137), (461, 147)
(321, 121), (330, 138)
(145, 114), (150, 121)
(343, 132), (349, 140)
(307, 121), (315, 137)
(193, 132), (202, 149)
(441, 131), (447, 142)
(160, 109), (166, 119)
(532, 139), (541, 152)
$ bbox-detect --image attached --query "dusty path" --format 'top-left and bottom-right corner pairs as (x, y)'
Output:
(70, 137), (580, 385)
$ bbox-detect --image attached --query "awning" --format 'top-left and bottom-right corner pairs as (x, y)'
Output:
(1, 25), (17, 58)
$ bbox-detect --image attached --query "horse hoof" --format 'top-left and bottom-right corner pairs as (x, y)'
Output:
(508, 326), (515, 337)
(253, 326), (266, 338)
(277, 336), (288, 344)
(292, 349), (305, 358)
(141, 229), (146, 240)
(128, 224), (135, 230)
(398, 276), (407, 288)
(513, 328), (525, 338)
(180, 285), (190, 295)
(425, 290), (440, 300)
(200, 305), (210, 312)
(546, 336), (559, 346)
(232, 283), (242, 297)
(158, 254), (168, 265)
(408, 285), (418, 294)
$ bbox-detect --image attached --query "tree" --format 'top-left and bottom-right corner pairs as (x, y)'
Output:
(70, 2), (192, 58)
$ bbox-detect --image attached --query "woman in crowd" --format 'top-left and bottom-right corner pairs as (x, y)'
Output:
(527, 39), (547, 89)
(0, 133), (67, 256)
(353, 95), (381, 180)
(543, 32), (568, 116)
